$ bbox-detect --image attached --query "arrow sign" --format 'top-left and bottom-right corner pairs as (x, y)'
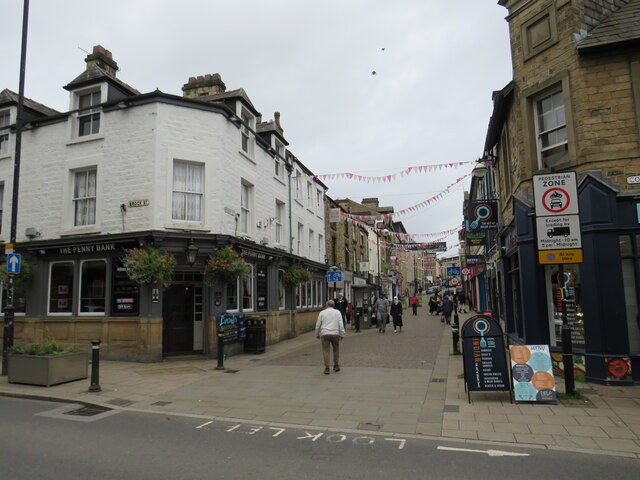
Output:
(437, 446), (529, 457)
(7, 253), (21, 274)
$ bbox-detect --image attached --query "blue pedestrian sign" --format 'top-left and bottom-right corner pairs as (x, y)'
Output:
(446, 266), (461, 277)
(7, 253), (21, 274)
(326, 270), (343, 283)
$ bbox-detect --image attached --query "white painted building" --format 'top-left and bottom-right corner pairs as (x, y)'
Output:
(0, 45), (327, 360)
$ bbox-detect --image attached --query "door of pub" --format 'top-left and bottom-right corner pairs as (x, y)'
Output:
(162, 281), (204, 355)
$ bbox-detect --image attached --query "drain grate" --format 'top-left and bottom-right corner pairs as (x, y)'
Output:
(431, 378), (446, 383)
(358, 422), (381, 431)
(106, 398), (133, 407)
(249, 359), (261, 362)
(64, 405), (111, 417)
(152, 401), (172, 406)
(225, 369), (239, 374)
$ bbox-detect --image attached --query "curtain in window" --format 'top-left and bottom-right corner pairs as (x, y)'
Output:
(74, 170), (96, 226)
(173, 162), (203, 221)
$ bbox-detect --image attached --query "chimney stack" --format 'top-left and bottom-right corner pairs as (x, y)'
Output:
(362, 198), (380, 209)
(182, 73), (226, 98)
(85, 45), (118, 76)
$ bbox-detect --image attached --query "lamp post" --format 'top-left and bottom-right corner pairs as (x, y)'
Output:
(2, 0), (29, 377)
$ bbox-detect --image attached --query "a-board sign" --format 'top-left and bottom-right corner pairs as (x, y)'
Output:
(461, 314), (510, 394)
(215, 313), (246, 344)
(509, 345), (557, 402)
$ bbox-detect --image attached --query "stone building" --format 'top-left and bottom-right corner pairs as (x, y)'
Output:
(0, 45), (327, 361)
(485, 1), (640, 383)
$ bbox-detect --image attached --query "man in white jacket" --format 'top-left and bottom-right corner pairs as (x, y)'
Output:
(315, 300), (346, 375)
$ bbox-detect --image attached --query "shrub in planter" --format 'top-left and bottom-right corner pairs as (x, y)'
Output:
(8, 337), (88, 387)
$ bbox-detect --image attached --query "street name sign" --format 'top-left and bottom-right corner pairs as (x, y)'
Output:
(533, 172), (579, 217)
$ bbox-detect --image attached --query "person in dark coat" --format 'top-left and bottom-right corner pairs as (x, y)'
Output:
(390, 296), (403, 333)
(441, 295), (454, 324)
(334, 293), (348, 328)
(429, 292), (439, 315)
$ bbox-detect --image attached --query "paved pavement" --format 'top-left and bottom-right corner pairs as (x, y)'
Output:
(2, 302), (640, 459)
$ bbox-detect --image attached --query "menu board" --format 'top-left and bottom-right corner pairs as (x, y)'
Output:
(111, 259), (139, 316)
(461, 315), (510, 392)
(510, 345), (556, 402)
(215, 313), (246, 344)
(256, 266), (268, 311)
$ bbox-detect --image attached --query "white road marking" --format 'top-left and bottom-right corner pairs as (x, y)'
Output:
(437, 446), (529, 457)
(195, 421), (213, 429)
(385, 438), (406, 450)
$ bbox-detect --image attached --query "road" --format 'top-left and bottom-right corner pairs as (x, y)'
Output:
(1, 397), (637, 480)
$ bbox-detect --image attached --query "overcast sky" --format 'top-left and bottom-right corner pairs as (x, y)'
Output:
(1, 0), (513, 253)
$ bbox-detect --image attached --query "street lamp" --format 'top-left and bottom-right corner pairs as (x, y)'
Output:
(185, 239), (199, 266)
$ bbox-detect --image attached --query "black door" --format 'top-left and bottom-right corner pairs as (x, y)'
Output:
(162, 284), (195, 354)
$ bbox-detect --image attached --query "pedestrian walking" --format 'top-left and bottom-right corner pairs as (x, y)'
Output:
(429, 291), (439, 315)
(315, 300), (346, 375)
(457, 291), (467, 313)
(375, 293), (390, 333)
(410, 293), (418, 315)
(441, 294), (454, 324)
(391, 296), (403, 332)
(334, 292), (348, 328)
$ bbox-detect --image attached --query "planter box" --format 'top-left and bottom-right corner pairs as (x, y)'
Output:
(8, 352), (89, 387)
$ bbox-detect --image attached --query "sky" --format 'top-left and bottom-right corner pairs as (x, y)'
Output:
(0, 0), (513, 254)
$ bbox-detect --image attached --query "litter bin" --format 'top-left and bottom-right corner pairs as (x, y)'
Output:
(244, 317), (266, 354)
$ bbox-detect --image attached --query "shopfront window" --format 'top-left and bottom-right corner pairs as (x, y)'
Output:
(620, 234), (640, 353)
(278, 269), (285, 310)
(242, 265), (254, 311)
(80, 260), (106, 314)
(546, 265), (585, 350)
(226, 279), (238, 311)
(111, 259), (139, 316)
(49, 262), (74, 314)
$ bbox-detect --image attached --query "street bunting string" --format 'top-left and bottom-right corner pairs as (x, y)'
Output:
(340, 174), (470, 222)
(293, 160), (475, 184)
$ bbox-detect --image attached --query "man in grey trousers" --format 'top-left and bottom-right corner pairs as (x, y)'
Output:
(315, 300), (346, 375)
(375, 293), (390, 333)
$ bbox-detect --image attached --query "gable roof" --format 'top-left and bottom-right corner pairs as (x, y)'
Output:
(64, 64), (140, 95)
(0, 88), (59, 116)
(577, 0), (640, 53)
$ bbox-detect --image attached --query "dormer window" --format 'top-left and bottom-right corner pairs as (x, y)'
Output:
(77, 90), (101, 136)
(0, 110), (10, 155)
(240, 108), (254, 156)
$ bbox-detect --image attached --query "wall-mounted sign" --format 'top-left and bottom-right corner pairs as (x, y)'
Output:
(127, 199), (150, 208)
(329, 208), (341, 223)
(359, 261), (369, 272)
(326, 270), (343, 283)
(509, 345), (556, 402)
(627, 175), (640, 184)
(466, 201), (498, 231)
(446, 266), (461, 276)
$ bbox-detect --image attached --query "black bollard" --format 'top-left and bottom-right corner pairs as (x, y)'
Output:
(216, 333), (225, 370)
(89, 339), (101, 392)
(451, 311), (460, 354)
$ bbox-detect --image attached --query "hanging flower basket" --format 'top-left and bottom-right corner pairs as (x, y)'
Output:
(121, 247), (177, 285)
(205, 247), (250, 284)
(282, 264), (312, 288)
(0, 258), (32, 288)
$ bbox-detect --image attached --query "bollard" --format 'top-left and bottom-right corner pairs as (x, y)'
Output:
(216, 333), (225, 370)
(89, 339), (101, 392)
(451, 311), (460, 354)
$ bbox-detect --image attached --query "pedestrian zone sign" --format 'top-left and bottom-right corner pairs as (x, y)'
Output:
(533, 172), (579, 217)
(7, 253), (21, 274)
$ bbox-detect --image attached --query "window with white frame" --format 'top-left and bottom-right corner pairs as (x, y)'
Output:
(241, 180), (254, 235)
(309, 229), (314, 259)
(274, 139), (285, 179)
(0, 183), (4, 235)
(240, 108), (254, 156)
(0, 110), (10, 155)
(226, 280), (239, 311)
(307, 182), (312, 207)
(73, 168), (97, 226)
(294, 170), (302, 202)
(318, 234), (323, 262)
(316, 189), (323, 210)
(77, 90), (101, 137)
(535, 88), (568, 168)
(297, 223), (304, 255)
(275, 200), (285, 244)
(80, 260), (106, 314)
(242, 264), (255, 311)
(49, 262), (74, 314)
(172, 161), (203, 222)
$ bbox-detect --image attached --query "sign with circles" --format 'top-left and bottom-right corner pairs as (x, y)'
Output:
(533, 172), (579, 217)
(509, 345), (556, 402)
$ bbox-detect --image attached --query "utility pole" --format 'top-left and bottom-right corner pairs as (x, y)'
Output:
(2, 0), (29, 376)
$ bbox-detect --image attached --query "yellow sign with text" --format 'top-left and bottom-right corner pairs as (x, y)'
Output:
(538, 249), (583, 264)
